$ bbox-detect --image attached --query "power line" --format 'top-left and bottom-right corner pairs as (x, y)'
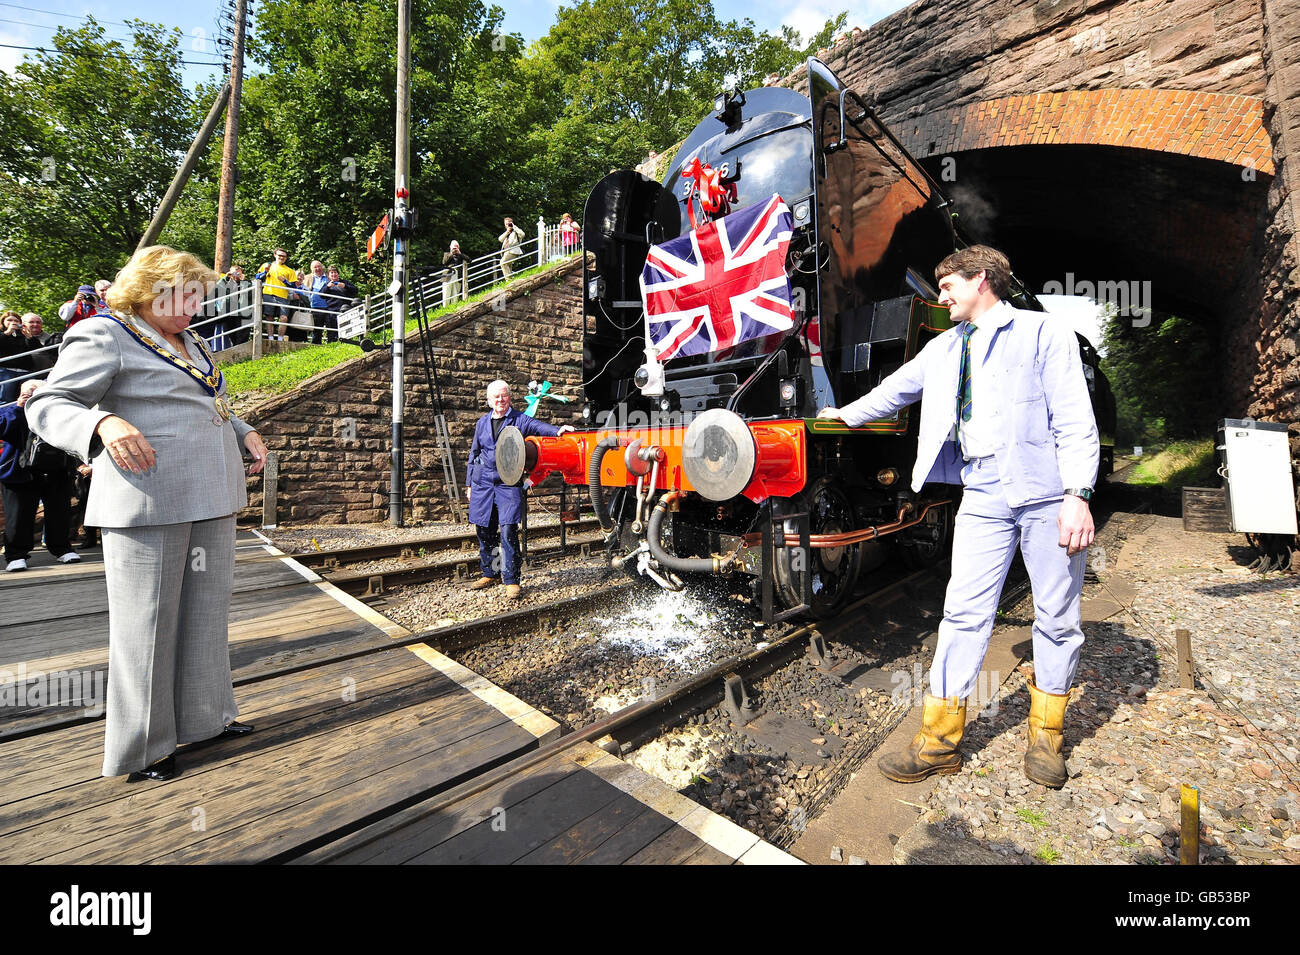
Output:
(0, 41), (227, 67)
(0, 2), (135, 29)
(0, 15), (139, 43)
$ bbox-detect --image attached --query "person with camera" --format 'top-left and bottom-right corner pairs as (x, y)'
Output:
(0, 311), (27, 405)
(58, 285), (101, 329)
(498, 217), (525, 280)
(1, 380), (80, 571)
(212, 264), (254, 348)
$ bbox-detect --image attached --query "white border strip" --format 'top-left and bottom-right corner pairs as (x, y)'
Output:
(574, 744), (803, 864)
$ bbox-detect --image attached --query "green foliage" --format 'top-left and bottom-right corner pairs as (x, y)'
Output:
(2, 1), (847, 321)
(1128, 439), (1216, 488)
(1015, 808), (1049, 830)
(222, 340), (359, 398)
(0, 19), (196, 322)
(1100, 307), (1221, 446)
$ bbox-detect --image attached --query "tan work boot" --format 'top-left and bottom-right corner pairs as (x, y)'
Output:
(504, 584), (522, 599)
(877, 693), (966, 782)
(468, 576), (496, 591)
(1025, 680), (1070, 788)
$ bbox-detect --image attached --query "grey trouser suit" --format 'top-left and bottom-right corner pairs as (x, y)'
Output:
(26, 313), (254, 775)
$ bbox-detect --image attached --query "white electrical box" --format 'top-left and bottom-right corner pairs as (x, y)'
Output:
(1219, 418), (1298, 534)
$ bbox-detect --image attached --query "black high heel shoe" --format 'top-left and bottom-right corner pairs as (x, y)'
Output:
(128, 755), (176, 782)
(219, 721), (254, 739)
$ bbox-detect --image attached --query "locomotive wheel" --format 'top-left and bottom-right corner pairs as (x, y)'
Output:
(899, 494), (956, 569)
(774, 476), (862, 619)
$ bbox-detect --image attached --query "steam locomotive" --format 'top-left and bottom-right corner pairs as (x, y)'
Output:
(497, 57), (1116, 621)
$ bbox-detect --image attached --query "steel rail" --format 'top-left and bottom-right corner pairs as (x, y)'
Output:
(293, 518), (600, 569)
(322, 533), (607, 597)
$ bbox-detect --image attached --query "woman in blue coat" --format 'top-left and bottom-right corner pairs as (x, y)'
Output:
(466, 379), (572, 597)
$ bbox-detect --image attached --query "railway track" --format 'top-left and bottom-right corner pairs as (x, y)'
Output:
(287, 520), (606, 598)
(380, 559), (1036, 851)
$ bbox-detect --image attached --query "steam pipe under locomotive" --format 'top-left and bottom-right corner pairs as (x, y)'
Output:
(496, 57), (1115, 621)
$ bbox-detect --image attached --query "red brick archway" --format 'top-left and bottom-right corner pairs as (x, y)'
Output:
(901, 89), (1274, 175)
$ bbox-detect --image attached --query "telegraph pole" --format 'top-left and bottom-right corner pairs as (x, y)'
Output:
(389, 0), (411, 526)
(214, 0), (249, 272)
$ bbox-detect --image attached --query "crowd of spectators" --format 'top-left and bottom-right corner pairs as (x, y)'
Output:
(203, 249), (359, 349)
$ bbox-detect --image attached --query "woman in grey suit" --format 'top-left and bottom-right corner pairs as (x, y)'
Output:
(26, 245), (269, 781)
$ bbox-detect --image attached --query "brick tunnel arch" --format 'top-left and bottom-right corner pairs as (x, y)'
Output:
(899, 88), (1274, 334)
(905, 89), (1273, 176)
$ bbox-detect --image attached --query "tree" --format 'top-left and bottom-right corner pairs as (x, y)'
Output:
(510, 0), (847, 219)
(1100, 308), (1220, 445)
(0, 19), (195, 322)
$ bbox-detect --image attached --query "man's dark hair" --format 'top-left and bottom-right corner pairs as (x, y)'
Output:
(935, 245), (1012, 299)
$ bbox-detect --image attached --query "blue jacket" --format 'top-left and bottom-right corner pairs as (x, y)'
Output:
(839, 300), (1099, 507)
(0, 403), (40, 484)
(467, 407), (560, 525)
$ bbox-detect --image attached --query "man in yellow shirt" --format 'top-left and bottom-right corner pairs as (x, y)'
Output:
(256, 248), (299, 340)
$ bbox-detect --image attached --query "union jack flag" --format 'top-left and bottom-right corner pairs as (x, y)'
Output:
(640, 194), (794, 361)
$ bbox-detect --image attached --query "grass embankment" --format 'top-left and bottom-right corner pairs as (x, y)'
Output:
(220, 262), (555, 400)
(1126, 438), (1216, 487)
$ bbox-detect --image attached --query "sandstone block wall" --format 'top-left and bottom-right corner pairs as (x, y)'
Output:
(239, 260), (585, 525)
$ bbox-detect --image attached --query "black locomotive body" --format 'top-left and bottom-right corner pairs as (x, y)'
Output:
(501, 58), (1116, 620)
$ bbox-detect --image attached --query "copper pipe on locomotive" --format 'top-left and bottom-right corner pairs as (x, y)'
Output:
(741, 499), (954, 549)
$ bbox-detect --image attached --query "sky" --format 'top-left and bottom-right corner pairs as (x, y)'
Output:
(0, 0), (915, 88)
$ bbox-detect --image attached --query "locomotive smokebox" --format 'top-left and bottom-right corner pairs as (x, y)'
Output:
(683, 408), (756, 501)
(494, 426), (535, 486)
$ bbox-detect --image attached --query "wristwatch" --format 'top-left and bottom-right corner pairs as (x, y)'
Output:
(1063, 487), (1093, 502)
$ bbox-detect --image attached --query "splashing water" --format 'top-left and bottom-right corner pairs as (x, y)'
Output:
(593, 588), (736, 670)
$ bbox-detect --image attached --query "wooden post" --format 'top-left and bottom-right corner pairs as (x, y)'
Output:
(1180, 784), (1199, 865)
(261, 451), (279, 529)
(252, 279), (263, 359)
(1176, 628), (1195, 689)
(213, 0), (248, 272)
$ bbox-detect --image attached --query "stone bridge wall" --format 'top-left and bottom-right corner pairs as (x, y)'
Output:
(239, 260), (585, 525)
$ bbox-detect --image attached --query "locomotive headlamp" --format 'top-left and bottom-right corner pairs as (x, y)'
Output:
(636, 343), (666, 397)
(877, 468), (899, 487)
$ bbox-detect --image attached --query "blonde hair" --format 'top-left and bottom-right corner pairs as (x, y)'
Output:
(106, 246), (218, 315)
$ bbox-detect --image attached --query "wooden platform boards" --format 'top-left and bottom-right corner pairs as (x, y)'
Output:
(0, 529), (799, 864)
(297, 741), (800, 865)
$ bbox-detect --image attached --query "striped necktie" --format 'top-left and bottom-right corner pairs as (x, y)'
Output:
(956, 322), (975, 432)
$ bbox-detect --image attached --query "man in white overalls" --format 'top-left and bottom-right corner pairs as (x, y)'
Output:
(819, 246), (1099, 788)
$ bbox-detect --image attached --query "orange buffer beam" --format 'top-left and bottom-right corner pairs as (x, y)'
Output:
(523, 421), (807, 503)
